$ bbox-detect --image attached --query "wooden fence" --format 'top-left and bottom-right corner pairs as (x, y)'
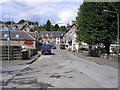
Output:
(0, 46), (22, 60)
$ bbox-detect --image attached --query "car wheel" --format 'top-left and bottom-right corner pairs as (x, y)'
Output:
(42, 52), (44, 55)
(98, 52), (102, 57)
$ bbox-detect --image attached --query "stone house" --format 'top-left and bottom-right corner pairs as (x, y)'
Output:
(0, 30), (37, 60)
(63, 21), (88, 52)
(0, 21), (37, 32)
(63, 23), (79, 51)
(28, 31), (64, 45)
(0, 30), (35, 49)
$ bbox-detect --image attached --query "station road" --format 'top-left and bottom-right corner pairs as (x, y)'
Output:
(2, 49), (118, 88)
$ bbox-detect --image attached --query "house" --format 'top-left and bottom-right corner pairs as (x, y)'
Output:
(22, 24), (37, 32)
(28, 31), (64, 45)
(0, 21), (37, 32)
(63, 21), (79, 52)
(0, 30), (37, 60)
(0, 30), (35, 49)
(63, 21), (88, 52)
(0, 22), (8, 30)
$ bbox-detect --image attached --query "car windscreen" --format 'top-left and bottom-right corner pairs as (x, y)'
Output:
(61, 45), (65, 46)
(42, 44), (52, 49)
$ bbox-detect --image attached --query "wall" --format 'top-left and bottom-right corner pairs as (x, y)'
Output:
(0, 40), (35, 50)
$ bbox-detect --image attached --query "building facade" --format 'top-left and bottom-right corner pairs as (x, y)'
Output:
(28, 31), (64, 45)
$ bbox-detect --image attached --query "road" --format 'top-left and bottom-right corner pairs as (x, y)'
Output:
(2, 49), (118, 88)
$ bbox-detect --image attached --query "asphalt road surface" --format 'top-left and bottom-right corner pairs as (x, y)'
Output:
(2, 49), (118, 88)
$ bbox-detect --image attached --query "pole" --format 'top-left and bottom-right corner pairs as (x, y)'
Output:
(117, 13), (119, 45)
(8, 38), (10, 61)
(117, 13), (119, 62)
(8, 30), (10, 61)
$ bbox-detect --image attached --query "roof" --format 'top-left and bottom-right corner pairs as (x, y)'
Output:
(0, 30), (35, 41)
(28, 31), (65, 38)
(63, 24), (76, 37)
(66, 24), (76, 33)
(16, 24), (24, 30)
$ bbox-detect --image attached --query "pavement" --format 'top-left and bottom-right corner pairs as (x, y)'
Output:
(67, 50), (118, 69)
(1, 53), (41, 67)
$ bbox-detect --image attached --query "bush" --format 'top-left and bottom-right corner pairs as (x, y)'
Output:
(111, 47), (118, 54)
(89, 47), (106, 57)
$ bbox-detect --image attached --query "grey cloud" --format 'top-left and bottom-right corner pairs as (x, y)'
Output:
(1, 2), (81, 25)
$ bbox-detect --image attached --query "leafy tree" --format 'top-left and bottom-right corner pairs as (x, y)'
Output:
(60, 26), (66, 31)
(18, 19), (25, 24)
(18, 19), (39, 26)
(50, 25), (55, 31)
(28, 21), (34, 25)
(54, 24), (60, 31)
(39, 25), (45, 31)
(45, 20), (51, 31)
(34, 22), (38, 26)
(76, 2), (120, 55)
(5, 21), (12, 24)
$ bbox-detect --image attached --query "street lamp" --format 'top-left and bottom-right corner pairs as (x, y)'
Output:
(103, 9), (119, 61)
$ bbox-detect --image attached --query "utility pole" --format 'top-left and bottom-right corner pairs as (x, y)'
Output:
(7, 29), (10, 61)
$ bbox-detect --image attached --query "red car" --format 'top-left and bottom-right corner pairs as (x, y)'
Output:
(59, 44), (66, 49)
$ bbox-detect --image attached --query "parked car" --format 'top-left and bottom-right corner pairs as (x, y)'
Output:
(89, 47), (106, 57)
(41, 44), (52, 55)
(59, 44), (66, 49)
(52, 45), (56, 49)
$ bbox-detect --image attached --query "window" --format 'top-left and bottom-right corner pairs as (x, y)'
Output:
(15, 34), (19, 38)
(46, 34), (49, 37)
(3, 34), (8, 38)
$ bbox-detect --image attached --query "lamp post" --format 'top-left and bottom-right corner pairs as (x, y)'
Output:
(7, 30), (10, 61)
(103, 9), (119, 61)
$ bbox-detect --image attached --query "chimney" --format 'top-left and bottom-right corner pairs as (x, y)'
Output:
(24, 20), (29, 25)
(72, 20), (76, 24)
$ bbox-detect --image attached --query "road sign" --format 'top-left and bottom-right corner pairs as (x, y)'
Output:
(24, 41), (34, 45)
(7, 38), (10, 41)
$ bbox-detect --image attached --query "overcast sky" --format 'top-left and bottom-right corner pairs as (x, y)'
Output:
(0, 0), (83, 26)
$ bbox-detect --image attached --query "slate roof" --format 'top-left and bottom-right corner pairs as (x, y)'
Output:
(0, 30), (35, 41)
(28, 31), (65, 38)
(16, 24), (24, 30)
(0, 23), (2, 28)
(63, 24), (76, 37)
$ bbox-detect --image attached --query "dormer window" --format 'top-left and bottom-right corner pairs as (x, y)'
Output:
(4, 34), (8, 38)
(50, 35), (52, 37)
(15, 34), (19, 38)
(46, 34), (49, 37)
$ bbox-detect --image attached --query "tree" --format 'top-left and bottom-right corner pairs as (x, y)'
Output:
(76, 2), (120, 55)
(40, 25), (45, 31)
(45, 20), (51, 31)
(5, 21), (12, 24)
(18, 19), (25, 24)
(60, 26), (66, 31)
(54, 24), (60, 31)
(18, 19), (39, 26)
(50, 25), (55, 31)
(34, 22), (38, 26)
